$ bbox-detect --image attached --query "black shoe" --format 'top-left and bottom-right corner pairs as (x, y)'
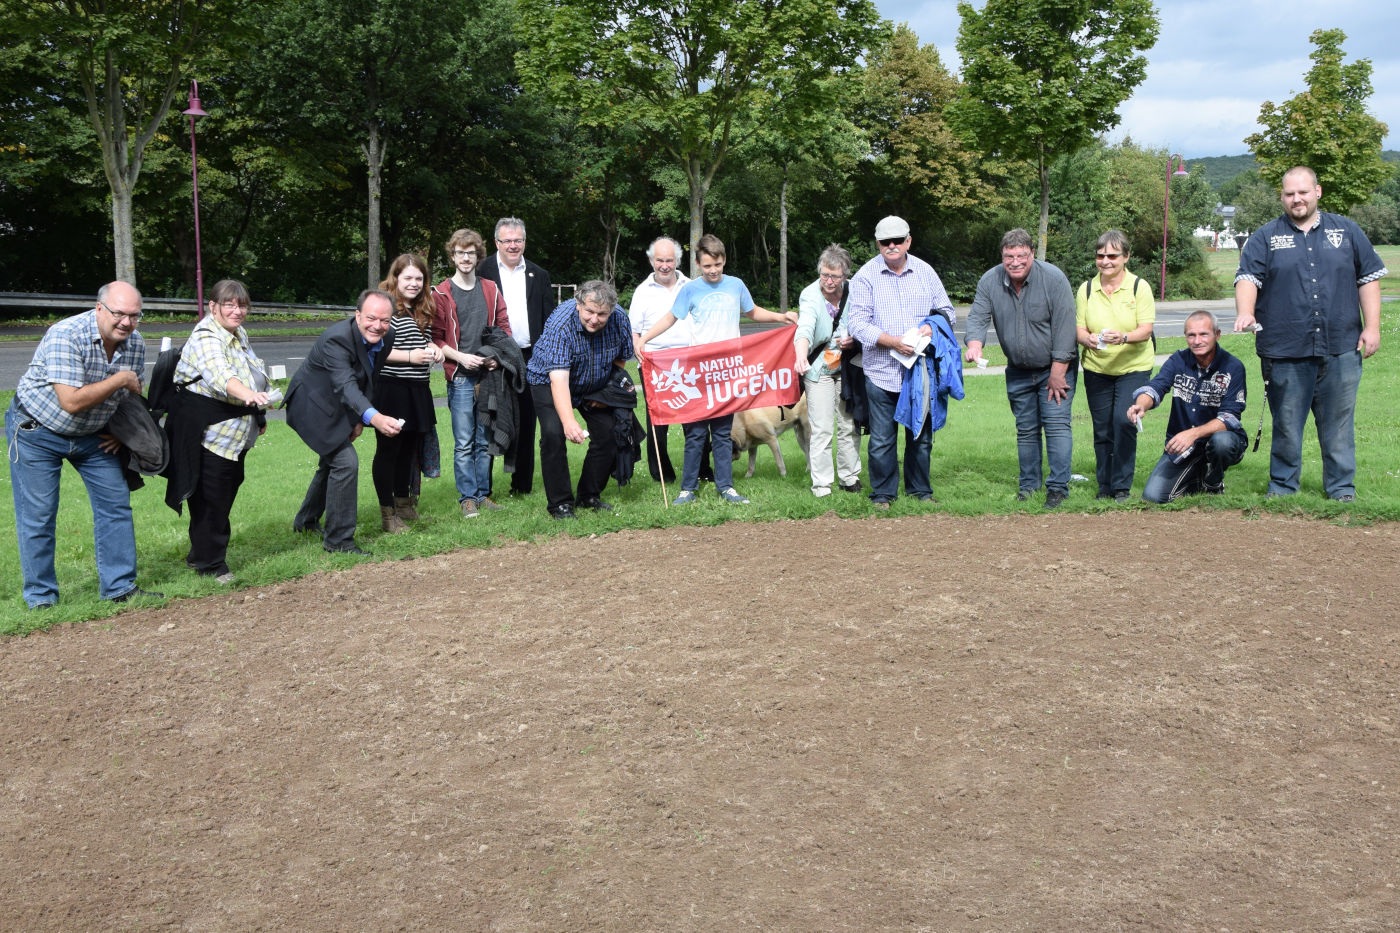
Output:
(1332, 493), (1355, 502)
(577, 496), (613, 511)
(510, 485), (532, 497)
(29, 602), (55, 611)
(1016, 489), (1035, 502)
(1113, 492), (1131, 503)
(325, 544), (371, 556)
(112, 587), (164, 603)
(549, 504), (577, 520)
(293, 519), (323, 537)
(839, 482), (862, 493)
(1044, 491), (1067, 509)
(914, 493), (937, 503)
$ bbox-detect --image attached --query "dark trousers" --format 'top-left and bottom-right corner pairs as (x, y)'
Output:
(294, 442), (360, 551)
(187, 447), (247, 575)
(1083, 367), (1151, 497)
(494, 345), (537, 495)
(642, 405), (712, 483)
(372, 428), (423, 506)
(531, 383), (617, 512)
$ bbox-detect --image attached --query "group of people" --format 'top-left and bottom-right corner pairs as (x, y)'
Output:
(6, 166), (1384, 609)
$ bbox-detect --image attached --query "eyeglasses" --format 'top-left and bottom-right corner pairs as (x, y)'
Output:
(214, 300), (249, 312)
(496, 238), (524, 246)
(877, 237), (905, 248)
(98, 300), (142, 324)
(1095, 252), (1123, 260)
(451, 249), (477, 259)
(818, 272), (844, 281)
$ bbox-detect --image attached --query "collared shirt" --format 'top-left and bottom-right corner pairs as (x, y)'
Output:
(525, 300), (634, 393)
(175, 314), (265, 459)
(1075, 271), (1156, 375)
(965, 259), (1077, 370)
(497, 256), (531, 347)
(629, 270), (691, 351)
(16, 309), (145, 435)
(361, 329), (385, 424)
(847, 252), (954, 393)
(1134, 346), (1248, 442)
(1235, 211), (1387, 357)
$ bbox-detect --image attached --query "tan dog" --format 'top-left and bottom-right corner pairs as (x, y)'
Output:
(729, 396), (810, 478)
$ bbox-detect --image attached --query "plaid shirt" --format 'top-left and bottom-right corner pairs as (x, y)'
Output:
(525, 300), (633, 392)
(847, 253), (954, 393)
(16, 309), (145, 435)
(174, 315), (265, 459)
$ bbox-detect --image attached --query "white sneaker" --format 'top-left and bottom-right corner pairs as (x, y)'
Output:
(812, 486), (831, 498)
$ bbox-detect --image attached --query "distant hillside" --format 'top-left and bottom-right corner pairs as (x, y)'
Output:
(1187, 152), (1400, 191)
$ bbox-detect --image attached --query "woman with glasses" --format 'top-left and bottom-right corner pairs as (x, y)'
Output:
(372, 253), (444, 532)
(1075, 230), (1156, 501)
(165, 279), (272, 584)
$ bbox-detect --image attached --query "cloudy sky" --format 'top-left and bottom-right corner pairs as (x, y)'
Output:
(878, 0), (1400, 158)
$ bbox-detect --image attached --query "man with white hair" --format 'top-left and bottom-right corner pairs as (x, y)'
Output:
(629, 236), (690, 482)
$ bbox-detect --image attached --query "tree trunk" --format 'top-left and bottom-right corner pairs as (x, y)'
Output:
(1036, 152), (1050, 261)
(686, 156), (707, 278)
(111, 179), (137, 286)
(364, 126), (385, 290)
(779, 166), (790, 313)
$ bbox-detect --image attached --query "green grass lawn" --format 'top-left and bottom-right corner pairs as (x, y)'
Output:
(4, 323), (1398, 635)
(1207, 244), (1400, 300)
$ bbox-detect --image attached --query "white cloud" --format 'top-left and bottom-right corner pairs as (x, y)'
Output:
(878, 0), (1400, 156)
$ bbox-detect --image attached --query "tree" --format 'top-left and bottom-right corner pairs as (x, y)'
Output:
(2, 0), (244, 285)
(516, 0), (881, 276)
(1218, 170), (1281, 235)
(1245, 28), (1389, 216)
(949, 0), (1159, 259)
(248, 0), (481, 288)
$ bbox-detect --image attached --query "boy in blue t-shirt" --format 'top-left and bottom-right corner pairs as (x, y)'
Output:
(638, 234), (797, 503)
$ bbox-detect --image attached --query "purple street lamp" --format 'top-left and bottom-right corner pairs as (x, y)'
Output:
(1160, 153), (1189, 300)
(184, 81), (208, 318)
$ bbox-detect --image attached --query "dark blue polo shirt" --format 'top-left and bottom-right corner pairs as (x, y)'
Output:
(1135, 346), (1248, 443)
(1235, 211), (1386, 358)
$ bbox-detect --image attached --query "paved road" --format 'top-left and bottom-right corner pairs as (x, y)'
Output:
(0, 299), (1241, 391)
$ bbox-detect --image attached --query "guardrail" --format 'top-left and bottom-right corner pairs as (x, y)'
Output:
(0, 292), (351, 317)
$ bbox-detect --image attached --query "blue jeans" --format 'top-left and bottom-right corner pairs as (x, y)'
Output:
(1005, 363), (1076, 495)
(1142, 429), (1247, 503)
(6, 399), (138, 606)
(864, 378), (932, 501)
(447, 373), (491, 501)
(681, 415), (734, 492)
(1264, 353), (1362, 498)
(1083, 367), (1151, 496)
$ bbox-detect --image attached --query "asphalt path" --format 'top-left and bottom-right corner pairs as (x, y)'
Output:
(0, 300), (1238, 392)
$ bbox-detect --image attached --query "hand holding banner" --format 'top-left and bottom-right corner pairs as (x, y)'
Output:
(639, 325), (801, 425)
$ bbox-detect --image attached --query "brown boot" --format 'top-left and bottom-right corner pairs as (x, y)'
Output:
(394, 495), (419, 521)
(380, 505), (407, 534)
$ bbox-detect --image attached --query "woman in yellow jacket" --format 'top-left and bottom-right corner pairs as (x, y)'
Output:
(1075, 230), (1155, 501)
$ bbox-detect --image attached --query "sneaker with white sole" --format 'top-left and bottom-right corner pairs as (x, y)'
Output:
(720, 487), (749, 504)
(672, 490), (698, 504)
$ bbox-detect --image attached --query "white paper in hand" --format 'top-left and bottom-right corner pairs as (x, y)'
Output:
(889, 327), (931, 369)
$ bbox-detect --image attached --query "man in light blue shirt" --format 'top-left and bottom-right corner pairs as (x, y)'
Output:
(847, 216), (955, 506)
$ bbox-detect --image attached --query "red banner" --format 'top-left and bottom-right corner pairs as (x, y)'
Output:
(640, 325), (801, 425)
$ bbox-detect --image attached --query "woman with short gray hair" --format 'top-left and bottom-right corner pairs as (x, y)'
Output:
(794, 244), (862, 497)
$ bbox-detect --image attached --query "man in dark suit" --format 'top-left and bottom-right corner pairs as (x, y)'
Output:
(286, 289), (408, 554)
(477, 216), (554, 496)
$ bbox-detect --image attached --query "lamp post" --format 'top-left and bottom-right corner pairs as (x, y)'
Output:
(183, 81), (208, 318)
(1160, 153), (1189, 300)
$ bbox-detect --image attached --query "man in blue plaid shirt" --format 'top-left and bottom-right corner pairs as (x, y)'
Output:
(5, 281), (162, 608)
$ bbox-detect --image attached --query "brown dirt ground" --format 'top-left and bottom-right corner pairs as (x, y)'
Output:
(2, 511), (1398, 932)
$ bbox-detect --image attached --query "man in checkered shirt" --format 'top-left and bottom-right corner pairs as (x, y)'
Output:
(5, 281), (162, 608)
(847, 216), (956, 506)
